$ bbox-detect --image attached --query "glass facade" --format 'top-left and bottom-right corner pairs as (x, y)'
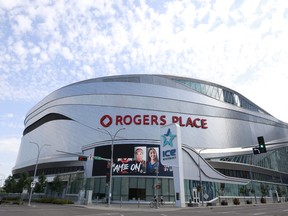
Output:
(174, 79), (268, 114)
(63, 145), (288, 203)
(65, 174), (287, 203)
(216, 147), (288, 173)
(81, 176), (175, 202)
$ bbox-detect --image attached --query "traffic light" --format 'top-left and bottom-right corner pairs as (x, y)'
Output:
(253, 147), (260, 155)
(78, 156), (88, 161)
(257, 136), (267, 153)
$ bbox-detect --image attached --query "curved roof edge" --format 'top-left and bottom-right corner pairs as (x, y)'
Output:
(65, 74), (272, 116)
(26, 74), (274, 122)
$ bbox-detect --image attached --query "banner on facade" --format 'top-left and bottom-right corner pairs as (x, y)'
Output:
(160, 123), (185, 207)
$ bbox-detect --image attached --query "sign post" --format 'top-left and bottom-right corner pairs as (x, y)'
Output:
(30, 181), (36, 188)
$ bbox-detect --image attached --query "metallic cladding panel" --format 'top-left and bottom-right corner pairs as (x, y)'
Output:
(14, 76), (288, 174)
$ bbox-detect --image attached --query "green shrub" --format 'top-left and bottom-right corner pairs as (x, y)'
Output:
(1, 199), (11, 204)
(0, 197), (23, 205)
(233, 198), (240, 205)
(35, 197), (54, 203)
(34, 197), (74, 205)
(221, 200), (228, 205)
(2, 197), (19, 201)
(52, 199), (74, 204)
(246, 200), (252, 204)
(12, 201), (23, 205)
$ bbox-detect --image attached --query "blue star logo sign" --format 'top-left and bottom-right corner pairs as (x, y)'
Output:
(161, 128), (176, 147)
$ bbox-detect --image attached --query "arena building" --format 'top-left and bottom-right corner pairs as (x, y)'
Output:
(13, 74), (288, 204)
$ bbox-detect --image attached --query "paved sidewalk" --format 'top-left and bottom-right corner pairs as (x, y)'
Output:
(76, 202), (182, 212)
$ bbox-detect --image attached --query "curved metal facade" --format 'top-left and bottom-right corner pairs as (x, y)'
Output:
(13, 74), (288, 180)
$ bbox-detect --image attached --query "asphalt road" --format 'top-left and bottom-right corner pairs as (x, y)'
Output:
(1, 202), (288, 216)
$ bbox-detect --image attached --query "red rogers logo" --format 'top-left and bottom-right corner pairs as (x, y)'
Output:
(100, 115), (113, 127)
(100, 114), (208, 129)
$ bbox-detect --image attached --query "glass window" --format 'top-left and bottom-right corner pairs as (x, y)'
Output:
(201, 84), (207, 94)
(218, 88), (224, 101)
(234, 94), (240, 106)
(195, 83), (201, 92)
(137, 177), (145, 189)
(146, 178), (155, 201)
(129, 177), (137, 188)
(99, 178), (106, 194)
(120, 177), (129, 201)
(206, 85), (213, 97)
(113, 177), (121, 196)
(160, 178), (174, 202)
(225, 91), (234, 104)
(190, 82), (196, 90)
(211, 87), (218, 99)
(121, 177), (129, 195)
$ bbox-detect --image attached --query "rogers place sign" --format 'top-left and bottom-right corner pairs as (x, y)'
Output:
(100, 114), (208, 129)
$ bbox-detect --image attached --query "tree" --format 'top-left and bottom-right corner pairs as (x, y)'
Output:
(260, 183), (268, 203)
(260, 183), (268, 197)
(3, 175), (17, 193)
(70, 172), (84, 194)
(16, 172), (31, 193)
(34, 172), (47, 193)
(239, 186), (247, 200)
(276, 186), (282, 197)
(51, 175), (64, 197)
(220, 183), (225, 196)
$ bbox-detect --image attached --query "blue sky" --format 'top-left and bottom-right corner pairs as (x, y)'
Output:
(1, 0), (288, 184)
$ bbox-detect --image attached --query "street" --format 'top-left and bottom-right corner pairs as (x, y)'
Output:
(0, 202), (288, 216)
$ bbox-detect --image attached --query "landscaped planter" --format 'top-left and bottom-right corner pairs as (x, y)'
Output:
(221, 200), (228, 205)
(233, 198), (240, 205)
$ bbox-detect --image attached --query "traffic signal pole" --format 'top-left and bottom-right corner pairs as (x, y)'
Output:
(98, 127), (126, 207)
(28, 142), (51, 206)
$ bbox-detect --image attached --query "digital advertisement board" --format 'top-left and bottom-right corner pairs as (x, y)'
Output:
(92, 144), (173, 177)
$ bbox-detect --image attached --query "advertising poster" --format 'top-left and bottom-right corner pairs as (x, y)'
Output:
(92, 144), (172, 177)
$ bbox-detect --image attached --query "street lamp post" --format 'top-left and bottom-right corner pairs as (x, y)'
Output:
(198, 148), (206, 206)
(155, 166), (159, 208)
(28, 142), (50, 206)
(98, 127), (125, 207)
(0, 173), (5, 188)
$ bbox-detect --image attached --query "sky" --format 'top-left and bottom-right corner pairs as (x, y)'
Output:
(1, 0), (288, 185)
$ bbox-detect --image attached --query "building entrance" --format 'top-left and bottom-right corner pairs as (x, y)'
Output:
(192, 188), (200, 203)
(129, 188), (146, 200)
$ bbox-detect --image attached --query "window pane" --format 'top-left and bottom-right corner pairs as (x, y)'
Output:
(130, 177), (137, 188)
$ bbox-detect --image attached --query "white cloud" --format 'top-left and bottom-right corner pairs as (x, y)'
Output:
(0, 0), (287, 121)
(82, 65), (93, 76)
(1, 113), (14, 118)
(1, 0), (288, 180)
(0, 0), (25, 10)
(0, 137), (20, 152)
(13, 15), (32, 34)
(62, 46), (73, 60)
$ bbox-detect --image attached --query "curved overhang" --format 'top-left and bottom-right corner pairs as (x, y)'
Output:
(208, 160), (288, 184)
(182, 144), (249, 185)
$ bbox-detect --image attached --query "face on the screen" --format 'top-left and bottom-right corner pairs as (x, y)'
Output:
(135, 149), (143, 162)
(149, 149), (157, 160)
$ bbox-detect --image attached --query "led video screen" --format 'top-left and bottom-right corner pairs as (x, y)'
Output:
(92, 144), (173, 177)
